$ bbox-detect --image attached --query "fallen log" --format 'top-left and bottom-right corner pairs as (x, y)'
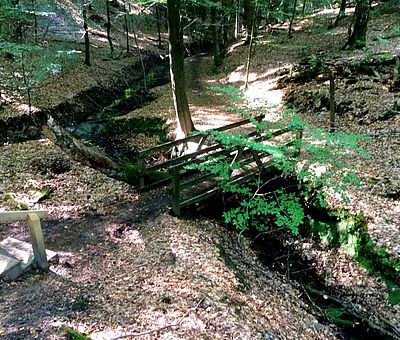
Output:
(34, 111), (132, 184)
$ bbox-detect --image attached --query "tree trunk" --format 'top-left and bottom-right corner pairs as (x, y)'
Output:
(243, 0), (256, 45)
(131, 15), (147, 92)
(345, 0), (369, 49)
(156, 3), (162, 49)
(106, 0), (114, 54)
(211, 2), (222, 69)
(222, 0), (235, 47)
(82, 2), (91, 66)
(235, 0), (240, 39)
(288, 0), (298, 37)
(167, 0), (195, 138)
(30, 0), (38, 44)
(334, 0), (346, 26)
(302, 0), (306, 16)
(244, 9), (257, 88)
(123, 0), (129, 53)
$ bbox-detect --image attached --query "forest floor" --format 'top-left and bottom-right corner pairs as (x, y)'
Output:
(0, 2), (400, 340)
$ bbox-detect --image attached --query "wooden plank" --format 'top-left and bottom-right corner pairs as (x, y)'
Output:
(138, 176), (172, 192)
(179, 186), (220, 209)
(27, 213), (49, 271)
(141, 142), (223, 173)
(180, 172), (217, 190)
(0, 210), (48, 222)
(179, 170), (260, 209)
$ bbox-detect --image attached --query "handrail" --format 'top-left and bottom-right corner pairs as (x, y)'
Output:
(138, 114), (265, 157)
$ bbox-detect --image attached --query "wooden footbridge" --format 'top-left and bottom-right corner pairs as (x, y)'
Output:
(136, 115), (302, 216)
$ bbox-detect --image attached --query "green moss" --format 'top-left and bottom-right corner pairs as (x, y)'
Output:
(309, 209), (400, 305)
(325, 306), (356, 327)
(123, 164), (139, 183)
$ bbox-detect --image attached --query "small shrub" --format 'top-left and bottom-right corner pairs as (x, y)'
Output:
(63, 327), (91, 340)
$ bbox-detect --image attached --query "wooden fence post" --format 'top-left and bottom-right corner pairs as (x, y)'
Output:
(27, 213), (49, 271)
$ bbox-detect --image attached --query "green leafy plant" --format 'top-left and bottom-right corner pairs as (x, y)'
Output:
(62, 327), (91, 340)
(196, 86), (367, 237)
(70, 296), (89, 311)
(388, 288), (400, 305)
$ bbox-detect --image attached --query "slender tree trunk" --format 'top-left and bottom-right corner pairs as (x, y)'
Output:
(288, 0), (298, 37)
(243, 0), (256, 45)
(167, 0), (195, 138)
(30, 0), (38, 44)
(156, 3), (162, 49)
(211, 2), (222, 69)
(131, 16), (147, 91)
(11, 0), (22, 42)
(345, 0), (369, 49)
(245, 1), (258, 88)
(83, 2), (91, 66)
(222, 0), (234, 47)
(127, 1), (147, 92)
(334, 0), (346, 26)
(21, 61), (32, 115)
(235, 0), (240, 38)
(123, 0), (129, 53)
(302, 0), (307, 16)
(329, 71), (336, 132)
(106, 0), (114, 54)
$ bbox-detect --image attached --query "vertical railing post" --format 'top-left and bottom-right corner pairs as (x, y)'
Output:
(137, 154), (145, 190)
(170, 167), (181, 216)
